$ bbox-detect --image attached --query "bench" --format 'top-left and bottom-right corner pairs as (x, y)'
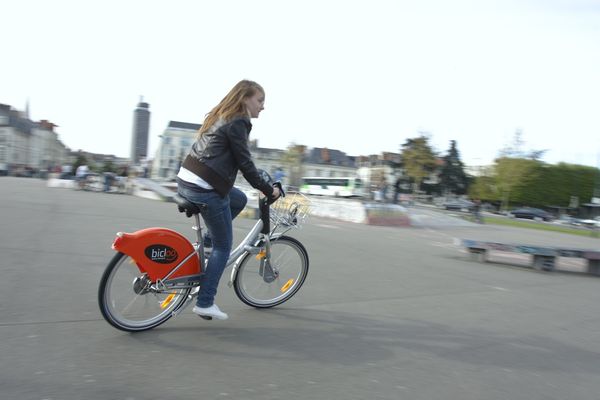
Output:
(462, 239), (600, 275)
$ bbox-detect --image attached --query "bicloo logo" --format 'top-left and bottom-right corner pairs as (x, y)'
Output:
(145, 245), (178, 264)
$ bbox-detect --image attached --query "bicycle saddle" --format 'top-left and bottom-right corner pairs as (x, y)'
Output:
(173, 194), (207, 217)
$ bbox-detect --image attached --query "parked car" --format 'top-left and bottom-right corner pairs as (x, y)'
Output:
(443, 199), (474, 212)
(509, 207), (554, 221)
(554, 215), (583, 226)
(578, 216), (600, 228)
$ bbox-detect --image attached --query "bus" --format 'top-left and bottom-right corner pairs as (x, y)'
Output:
(299, 177), (364, 197)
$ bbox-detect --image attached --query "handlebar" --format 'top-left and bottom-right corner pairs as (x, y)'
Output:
(264, 181), (285, 206)
(260, 181), (284, 233)
(274, 181), (285, 197)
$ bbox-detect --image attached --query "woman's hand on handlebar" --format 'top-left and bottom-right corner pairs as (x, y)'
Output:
(263, 186), (281, 205)
(261, 183), (283, 205)
(271, 186), (281, 200)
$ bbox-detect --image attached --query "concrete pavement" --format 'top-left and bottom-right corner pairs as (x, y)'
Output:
(2, 177), (600, 400)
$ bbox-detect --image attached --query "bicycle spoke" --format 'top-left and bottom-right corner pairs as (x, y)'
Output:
(99, 252), (191, 331)
(234, 236), (308, 308)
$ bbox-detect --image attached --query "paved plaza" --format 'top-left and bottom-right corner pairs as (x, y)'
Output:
(1, 177), (600, 400)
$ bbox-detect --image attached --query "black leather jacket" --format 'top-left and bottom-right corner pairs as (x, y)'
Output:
(182, 116), (274, 198)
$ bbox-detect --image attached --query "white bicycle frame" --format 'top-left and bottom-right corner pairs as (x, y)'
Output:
(172, 201), (291, 315)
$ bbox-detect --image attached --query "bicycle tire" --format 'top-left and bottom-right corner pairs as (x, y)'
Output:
(98, 252), (191, 332)
(233, 236), (309, 308)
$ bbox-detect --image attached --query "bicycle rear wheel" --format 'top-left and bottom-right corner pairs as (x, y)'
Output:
(98, 252), (191, 332)
(233, 236), (309, 308)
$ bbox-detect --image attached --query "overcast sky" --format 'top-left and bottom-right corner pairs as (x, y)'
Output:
(2, 0), (599, 167)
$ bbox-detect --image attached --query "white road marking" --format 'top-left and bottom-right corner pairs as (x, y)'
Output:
(315, 223), (341, 229)
(430, 242), (457, 248)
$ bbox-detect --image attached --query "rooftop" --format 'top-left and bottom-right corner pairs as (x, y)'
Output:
(167, 121), (202, 130)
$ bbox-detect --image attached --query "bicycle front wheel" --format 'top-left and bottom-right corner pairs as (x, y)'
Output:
(98, 252), (191, 332)
(233, 236), (309, 308)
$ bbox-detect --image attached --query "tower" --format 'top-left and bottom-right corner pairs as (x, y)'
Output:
(130, 97), (150, 164)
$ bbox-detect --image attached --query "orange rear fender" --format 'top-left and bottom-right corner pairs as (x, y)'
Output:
(111, 227), (201, 281)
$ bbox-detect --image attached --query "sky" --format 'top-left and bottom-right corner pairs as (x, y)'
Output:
(2, 0), (600, 167)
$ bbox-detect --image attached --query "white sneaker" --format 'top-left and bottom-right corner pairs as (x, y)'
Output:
(192, 304), (229, 320)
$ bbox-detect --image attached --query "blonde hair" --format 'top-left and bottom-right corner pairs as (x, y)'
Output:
(198, 80), (264, 136)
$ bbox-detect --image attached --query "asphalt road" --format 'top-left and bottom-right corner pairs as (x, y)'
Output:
(2, 177), (600, 400)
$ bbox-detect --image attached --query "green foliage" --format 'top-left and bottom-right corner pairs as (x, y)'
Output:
(522, 163), (596, 207)
(73, 154), (88, 172)
(102, 160), (116, 173)
(282, 143), (305, 187)
(470, 158), (598, 209)
(484, 216), (600, 238)
(439, 140), (468, 195)
(495, 157), (540, 208)
(468, 171), (497, 202)
(400, 135), (437, 193)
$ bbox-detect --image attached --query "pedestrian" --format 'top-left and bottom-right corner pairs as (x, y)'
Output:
(60, 164), (73, 179)
(176, 80), (281, 320)
(378, 174), (388, 203)
(273, 167), (286, 190)
(393, 178), (401, 204)
(75, 164), (89, 189)
(472, 198), (483, 224)
(120, 165), (129, 177)
(273, 167), (285, 183)
(103, 172), (116, 192)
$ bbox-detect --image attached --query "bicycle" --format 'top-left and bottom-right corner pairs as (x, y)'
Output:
(75, 173), (102, 192)
(98, 181), (311, 332)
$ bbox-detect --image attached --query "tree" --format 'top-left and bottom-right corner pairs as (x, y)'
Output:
(439, 140), (468, 195)
(73, 154), (88, 172)
(281, 143), (305, 188)
(102, 160), (116, 173)
(468, 169), (497, 203)
(498, 129), (525, 158)
(400, 135), (437, 194)
(471, 157), (599, 210)
(522, 162), (596, 208)
(499, 129), (547, 160)
(494, 157), (539, 210)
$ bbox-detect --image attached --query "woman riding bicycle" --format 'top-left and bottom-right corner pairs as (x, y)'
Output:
(176, 80), (281, 321)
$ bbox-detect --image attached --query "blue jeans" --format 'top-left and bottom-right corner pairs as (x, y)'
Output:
(177, 184), (247, 307)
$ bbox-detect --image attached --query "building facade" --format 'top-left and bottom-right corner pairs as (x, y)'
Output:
(0, 104), (69, 175)
(149, 121), (421, 200)
(302, 147), (357, 178)
(151, 121), (200, 180)
(248, 140), (287, 182)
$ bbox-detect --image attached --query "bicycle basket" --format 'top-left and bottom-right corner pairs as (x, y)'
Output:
(270, 192), (312, 228)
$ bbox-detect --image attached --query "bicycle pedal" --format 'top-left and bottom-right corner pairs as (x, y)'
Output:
(199, 315), (213, 321)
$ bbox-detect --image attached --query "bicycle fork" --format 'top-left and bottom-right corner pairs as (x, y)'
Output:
(226, 233), (273, 286)
(258, 236), (278, 283)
